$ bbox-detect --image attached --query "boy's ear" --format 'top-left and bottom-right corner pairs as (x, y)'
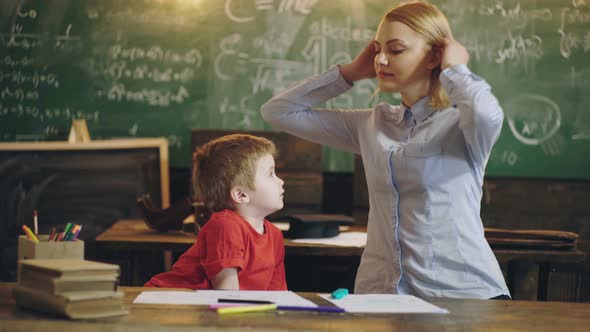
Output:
(230, 187), (249, 205)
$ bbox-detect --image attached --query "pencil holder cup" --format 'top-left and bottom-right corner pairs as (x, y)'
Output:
(17, 235), (84, 280)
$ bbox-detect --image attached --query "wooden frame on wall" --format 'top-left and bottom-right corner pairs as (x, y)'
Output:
(0, 138), (170, 208)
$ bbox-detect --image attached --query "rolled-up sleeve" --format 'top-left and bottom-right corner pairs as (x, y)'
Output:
(260, 65), (369, 154)
(200, 219), (245, 280)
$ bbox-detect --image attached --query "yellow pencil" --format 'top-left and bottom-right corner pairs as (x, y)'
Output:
(217, 304), (277, 315)
(22, 225), (39, 243)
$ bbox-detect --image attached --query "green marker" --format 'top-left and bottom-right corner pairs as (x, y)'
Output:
(331, 288), (348, 299)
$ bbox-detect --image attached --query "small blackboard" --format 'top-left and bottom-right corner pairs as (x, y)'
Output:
(0, 138), (169, 281)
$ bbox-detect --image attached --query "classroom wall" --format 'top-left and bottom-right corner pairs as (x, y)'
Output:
(480, 178), (590, 302)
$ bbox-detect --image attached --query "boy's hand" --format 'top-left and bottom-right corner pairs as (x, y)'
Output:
(439, 38), (469, 71)
(339, 40), (377, 84)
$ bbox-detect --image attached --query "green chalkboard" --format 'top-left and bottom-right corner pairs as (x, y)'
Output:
(1, 0), (589, 178)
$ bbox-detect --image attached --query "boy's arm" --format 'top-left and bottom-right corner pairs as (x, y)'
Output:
(267, 226), (287, 290)
(200, 214), (246, 289)
(268, 262), (287, 290)
(211, 267), (239, 290)
(144, 242), (204, 289)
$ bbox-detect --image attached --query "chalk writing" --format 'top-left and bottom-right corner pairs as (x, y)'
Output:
(501, 150), (519, 166)
(0, 24), (81, 51)
(215, 33), (250, 80)
(219, 96), (258, 128)
(84, 60), (196, 83)
(225, 0), (255, 23)
(95, 83), (190, 107)
(43, 126), (61, 137)
(109, 45), (202, 66)
(278, 0), (318, 14)
(0, 87), (39, 102)
(87, 0), (205, 27)
(16, 4), (37, 19)
(0, 55), (36, 67)
(558, 7), (590, 58)
(308, 16), (374, 43)
(1, 0), (589, 176)
(0, 70), (60, 89)
(0, 103), (99, 122)
(0, 32), (42, 50)
(129, 124), (139, 136)
(166, 134), (183, 149)
(495, 33), (543, 73)
(253, 29), (292, 58)
(478, 1), (527, 29)
(250, 59), (307, 94)
(225, 0), (318, 23)
(541, 135), (566, 156)
(505, 94), (561, 145)
(572, 95), (590, 140)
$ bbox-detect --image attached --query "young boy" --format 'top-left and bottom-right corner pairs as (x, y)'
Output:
(145, 134), (287, 290)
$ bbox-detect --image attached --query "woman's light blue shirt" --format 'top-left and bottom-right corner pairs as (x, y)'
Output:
(261, 64), (510, 299)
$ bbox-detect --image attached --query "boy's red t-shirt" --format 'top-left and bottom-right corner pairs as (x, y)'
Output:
(144, 209), (287, 290)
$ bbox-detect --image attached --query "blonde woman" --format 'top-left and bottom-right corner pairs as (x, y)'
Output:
(261, 1), (510, 299)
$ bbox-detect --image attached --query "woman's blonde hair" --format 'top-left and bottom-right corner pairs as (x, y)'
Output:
(383, 1), (453, 109)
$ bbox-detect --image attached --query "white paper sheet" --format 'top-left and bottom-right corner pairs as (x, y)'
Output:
(272, 222), (351, 232)
(133, 290), (317, 307)
(319, 294), (448, 314)
(290, 232), (367, 247)
(272, 222), (290, 231)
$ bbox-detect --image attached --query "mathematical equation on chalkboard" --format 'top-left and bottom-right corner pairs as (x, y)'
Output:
(0, 0), (588, 174)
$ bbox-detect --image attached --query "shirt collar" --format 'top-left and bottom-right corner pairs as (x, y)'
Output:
(401, 96), (434, 125)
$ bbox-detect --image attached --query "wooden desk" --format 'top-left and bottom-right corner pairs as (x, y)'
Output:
(1, 285), (590, 332)
(95, 219), (586, 301)
(94, 219), (364, 290)
(95, 219), (364, 256)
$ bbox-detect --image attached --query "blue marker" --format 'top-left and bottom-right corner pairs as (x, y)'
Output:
(331, 288), (348, 299)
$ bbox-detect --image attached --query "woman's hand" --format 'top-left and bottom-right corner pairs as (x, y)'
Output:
(439, 38), (469, 71)
(339, 40), (377, 84)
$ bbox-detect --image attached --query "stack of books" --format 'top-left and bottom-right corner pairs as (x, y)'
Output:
(14, 258), (127, 319)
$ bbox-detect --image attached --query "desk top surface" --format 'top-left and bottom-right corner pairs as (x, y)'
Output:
(96, 219), (366, 256)
(96, 219), (586, 261)
(1, 285), (590, 332)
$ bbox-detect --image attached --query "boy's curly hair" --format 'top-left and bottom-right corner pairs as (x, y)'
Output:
(192, 134), (277, 214)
